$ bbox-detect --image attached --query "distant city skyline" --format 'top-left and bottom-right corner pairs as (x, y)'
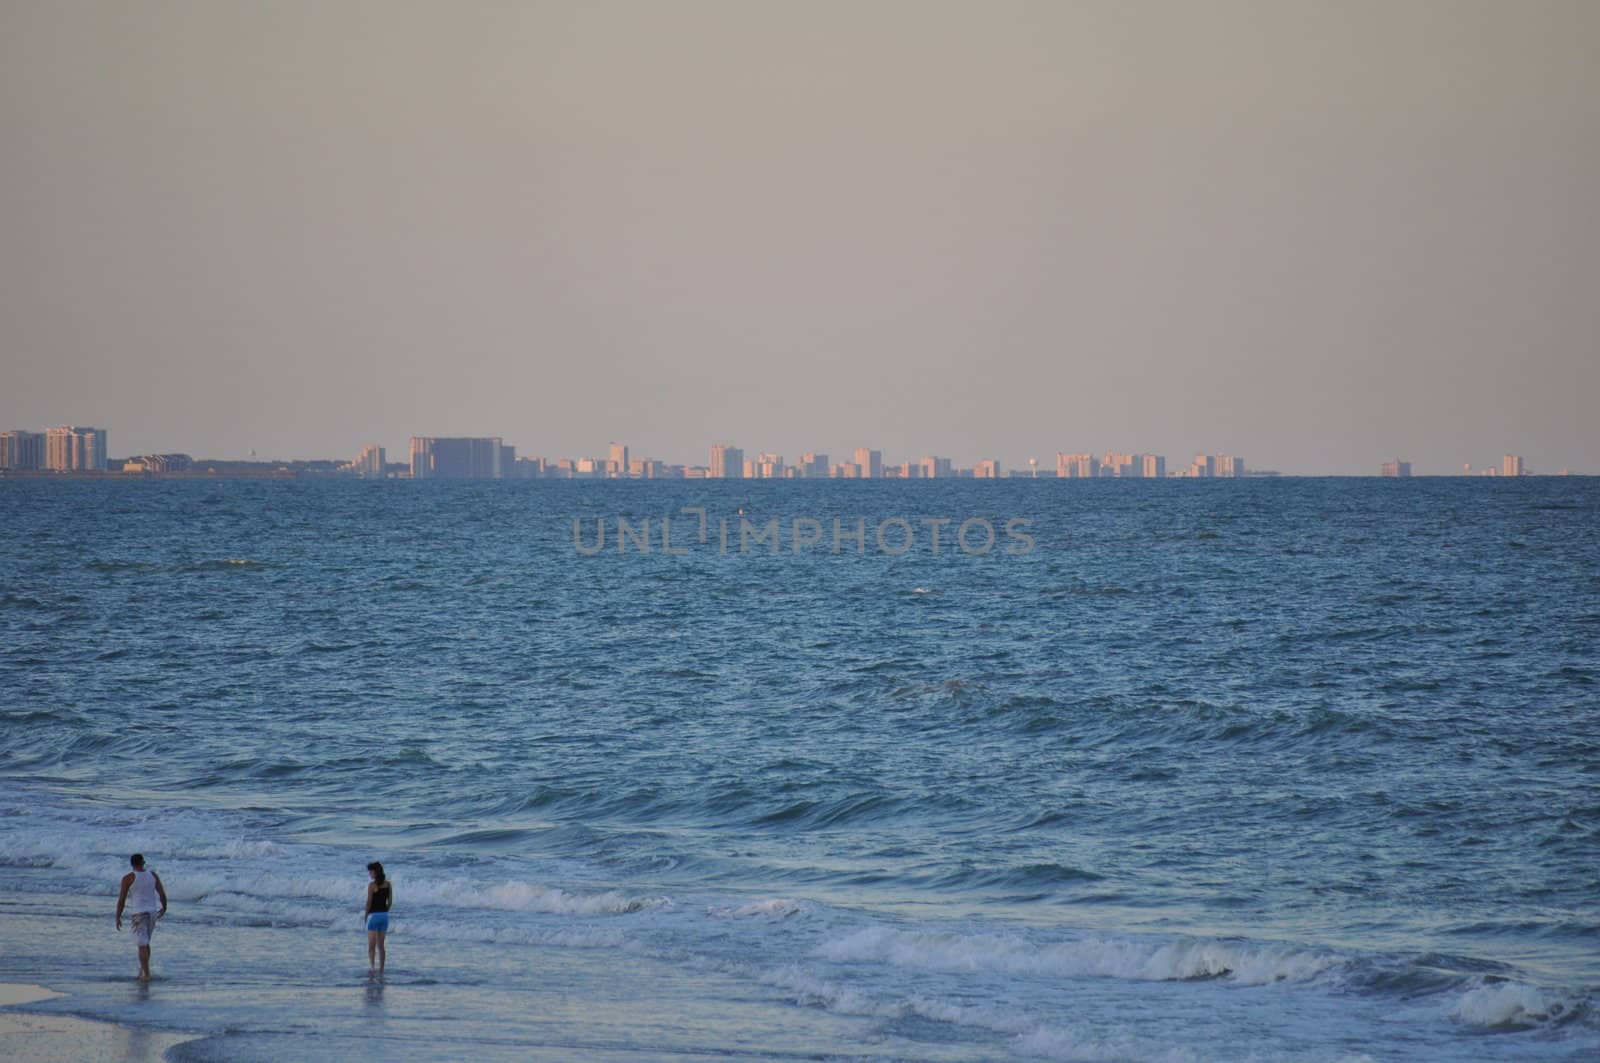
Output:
(0, 417), (1583, 479)
(3, 3), (1595, 474)
(0, 422), (1565, 478)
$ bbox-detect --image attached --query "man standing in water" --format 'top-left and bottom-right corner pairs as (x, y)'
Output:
(115, 854), (168, 981)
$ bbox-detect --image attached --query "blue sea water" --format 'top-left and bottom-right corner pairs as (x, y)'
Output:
(1, 477), (1596, 1061)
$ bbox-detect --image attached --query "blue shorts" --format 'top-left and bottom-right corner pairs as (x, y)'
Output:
(366, 912), (389, 933)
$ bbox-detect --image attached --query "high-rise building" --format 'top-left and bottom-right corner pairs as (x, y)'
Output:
(1141, 454), (1166, 479)
(752, 453), (784, 479)
(1101, 453), (1139, 477)
(1502, 454), (1525, 477)
(798, 453), (829, 478)
(45, 426), (108, 471)
(1379, 459), (1412, 477)
(348, 445), (386, 476)
(709, 443), (744, 478)
(409, 437), (505, 479)
(1186, 454), (1243, 478)
(0, 431), (45, 470)
(608, 442), (629, 478)
(917, 456), (952, 479)
(1056, 452), (1098, 478)
(853, 448), (882, 479)
(974, 458), (1002, 478)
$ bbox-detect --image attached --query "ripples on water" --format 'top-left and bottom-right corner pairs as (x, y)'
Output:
(1, 478), (1596, 1060)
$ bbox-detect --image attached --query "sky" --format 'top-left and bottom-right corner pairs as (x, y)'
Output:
(2, 1), (1596, 474)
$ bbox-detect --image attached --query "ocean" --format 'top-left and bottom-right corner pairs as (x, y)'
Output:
(1, 476), (1596, 1061)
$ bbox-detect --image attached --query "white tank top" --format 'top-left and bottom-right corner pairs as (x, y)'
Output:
(127, 868), (160, 913)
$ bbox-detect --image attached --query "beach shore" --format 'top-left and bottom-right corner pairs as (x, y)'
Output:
(1, 983), (195, 1062)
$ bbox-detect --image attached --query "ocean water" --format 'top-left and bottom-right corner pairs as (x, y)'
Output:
(1, 477), (1596, 1061)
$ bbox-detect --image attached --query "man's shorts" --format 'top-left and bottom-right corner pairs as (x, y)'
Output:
(131, 912), (157, 946)
(366, 912), (389, 933)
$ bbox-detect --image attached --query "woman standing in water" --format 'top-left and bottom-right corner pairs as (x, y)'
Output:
(364, 861), (392, 975)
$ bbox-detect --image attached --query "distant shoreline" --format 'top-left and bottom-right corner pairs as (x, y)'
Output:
(1, 470), (1590, 480)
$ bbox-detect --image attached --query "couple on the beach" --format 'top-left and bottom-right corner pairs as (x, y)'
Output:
(114, 854), (396, 980)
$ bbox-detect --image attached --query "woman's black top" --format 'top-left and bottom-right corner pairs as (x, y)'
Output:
(371, 882), (391, 912)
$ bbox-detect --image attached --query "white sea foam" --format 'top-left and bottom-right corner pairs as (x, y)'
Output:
(0, 806), (294, 870)
(0, 807), (664, 922)
(172, 838), (292, 860)
(757, 959), (1228, 1059)
(195, 873), (667, 916)
(1449, 980), (1577, 1028)
(818, 926), (1340, 985)
(438, 879), (667, 915)
(756, 964), (901, 1019)
(179, 870), (355, 905)
(903, 993), (1032, 1034)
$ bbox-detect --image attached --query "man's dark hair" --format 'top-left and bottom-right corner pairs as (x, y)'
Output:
(130, 853), (145, 868)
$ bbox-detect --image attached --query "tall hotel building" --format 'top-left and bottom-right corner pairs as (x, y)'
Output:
(1502, 454), (1525, 477)
(352, 445), (386, 477)
(709, 443), (744, 478)
(607, 442), (629, 478)
(1056, 452), (1099, 478)
(1380, 459), (1412, 477)
(0, 430), (45, 470)
(410, 437), (507, 479)
(853, 448), (883, 478)
(45, 426), (108, 471)
(750, 453), (785, 479)
(1188, 454), (1244, 478)
(1101, 453), (1138, 477)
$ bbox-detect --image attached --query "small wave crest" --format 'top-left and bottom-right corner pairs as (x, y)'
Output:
(757, 962), (1209, 1062)
(419, 878), (667, 916)
(707, 898), (809, 920)
(1450, 979), (1587, 1030)
(817, 926), (1341, 985)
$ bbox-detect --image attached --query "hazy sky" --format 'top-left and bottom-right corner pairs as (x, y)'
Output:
(2, 1), (1595, 473)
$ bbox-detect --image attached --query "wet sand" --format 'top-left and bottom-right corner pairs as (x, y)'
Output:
(0, 983), (195, 1062)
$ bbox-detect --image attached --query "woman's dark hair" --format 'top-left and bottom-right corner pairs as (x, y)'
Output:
(367, 861), (386, 884)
